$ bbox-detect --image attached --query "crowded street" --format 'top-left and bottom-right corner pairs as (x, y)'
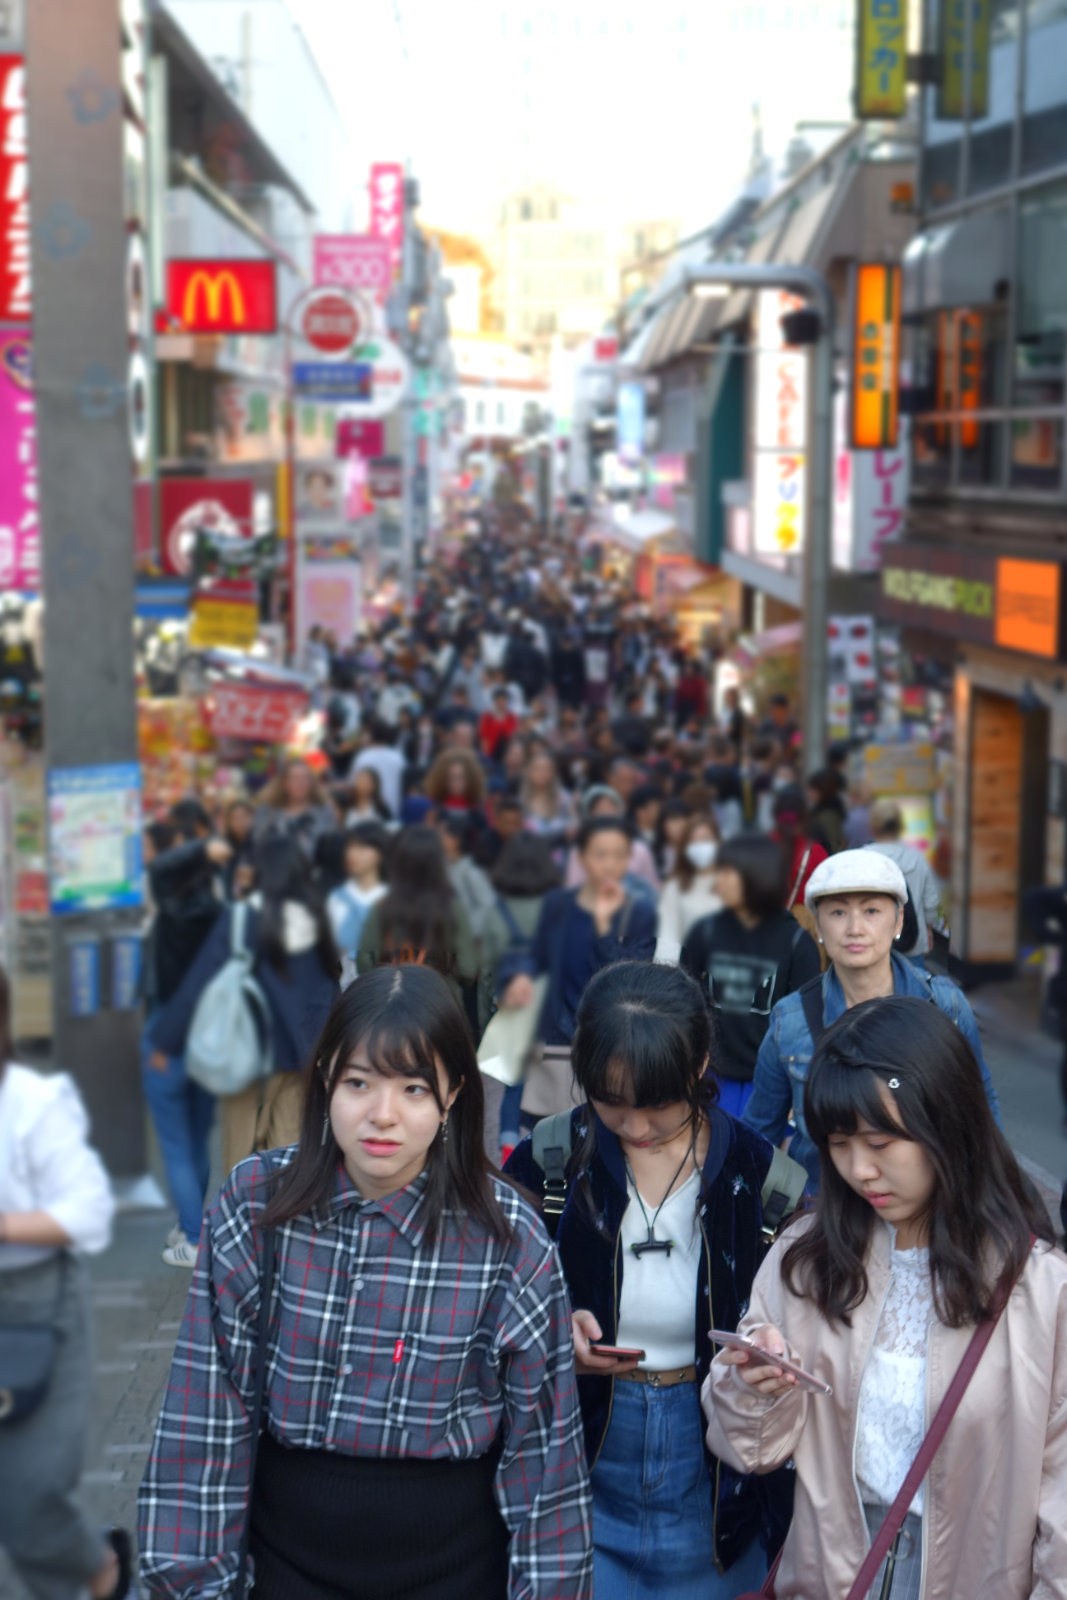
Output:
(2, 2), (1067, 1599)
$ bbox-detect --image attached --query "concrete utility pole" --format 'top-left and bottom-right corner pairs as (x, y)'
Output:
(683, 263), (834, 770)
(26, 0), (146, 1174)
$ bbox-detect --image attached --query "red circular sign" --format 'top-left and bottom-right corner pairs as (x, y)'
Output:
(301, 290), (361, 355)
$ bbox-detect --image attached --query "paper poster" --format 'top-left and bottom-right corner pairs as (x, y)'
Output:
(47, 762), (144, 914)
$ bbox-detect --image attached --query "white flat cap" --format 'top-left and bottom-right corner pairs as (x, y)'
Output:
(805, 849), (908, 908)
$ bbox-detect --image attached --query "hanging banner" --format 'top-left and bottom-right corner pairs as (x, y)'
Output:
(313, 235), (393, 305)
(940, 0), (990, 120)
(368, 163), (404, 280)
(0, 331), (37, 589)
(855, 0), (909, 119)
(0, 54), (29, 322)
(851, 263), (902, 450)
(752, 291), (808, 556)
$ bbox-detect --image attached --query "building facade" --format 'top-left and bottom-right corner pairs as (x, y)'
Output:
(880, 0), (1067, 974)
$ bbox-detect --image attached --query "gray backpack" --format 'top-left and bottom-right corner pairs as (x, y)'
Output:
(186, 902), (273, 1096)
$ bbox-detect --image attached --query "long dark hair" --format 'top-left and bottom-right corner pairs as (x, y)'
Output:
(782, 997), (1053, 1327)
(491, 834), (561, 898)
(716, 833), (788, 920)
(252, 834), (338, 977)
(376, 826), (456, 975)
(568, 962), (717, 1229)
(260, 966), (512, 1245)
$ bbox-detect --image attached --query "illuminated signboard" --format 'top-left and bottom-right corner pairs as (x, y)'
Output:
(0, 54), (29, 322)
(851, 263), (902, 450)
(879, 542), (1065, 660)
(752, 290), (808, 556)
(940, 0), (990, 120)
(855, 0), (909, 120)
(166, 260), (278, 335)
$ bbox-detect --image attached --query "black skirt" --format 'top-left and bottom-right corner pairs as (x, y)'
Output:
(249, 1433), (510, 1600)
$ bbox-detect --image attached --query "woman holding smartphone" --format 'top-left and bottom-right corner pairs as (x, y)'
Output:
(704, 996), (1067, 1600)
(139, 965), (592, 1600)
(506, 961), (795, 1600)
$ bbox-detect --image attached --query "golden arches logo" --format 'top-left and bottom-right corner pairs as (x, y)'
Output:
(182, 270), (246, 328)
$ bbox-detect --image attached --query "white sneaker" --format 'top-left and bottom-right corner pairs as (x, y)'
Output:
(162, 1239), (198, 1268)
(165, 1225), (186, 1250)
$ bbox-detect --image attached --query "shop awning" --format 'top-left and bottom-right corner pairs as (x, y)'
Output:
(730, 619), (803, 665)
(586, 505), (677, 552)
(902, 205), (1010, 316)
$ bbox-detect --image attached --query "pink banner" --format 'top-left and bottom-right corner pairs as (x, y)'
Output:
(368, 164), (404, 279)
(0, 333), (38, 590)
(313, 235), (392, 304)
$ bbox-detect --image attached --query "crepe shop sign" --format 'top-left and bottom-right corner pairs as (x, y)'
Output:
(204, 685), (307, 744)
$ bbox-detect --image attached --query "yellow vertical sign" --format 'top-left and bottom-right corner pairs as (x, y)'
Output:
(940, 0), (990, 119)
(855, 0), (909, 119)
(851, 264), (902, 450)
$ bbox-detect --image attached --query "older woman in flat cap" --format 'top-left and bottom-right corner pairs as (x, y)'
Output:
(742, 849), (1001, 1189)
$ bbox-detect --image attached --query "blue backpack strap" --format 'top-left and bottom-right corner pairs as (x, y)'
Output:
(495, 894), (524, 945)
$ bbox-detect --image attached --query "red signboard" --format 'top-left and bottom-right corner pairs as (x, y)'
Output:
(593, 336), (618, 364)
(337, 418), (385, 460)
(166, 260), (277, 335)
(368, 456), (403, 500)
(300, 289), (363, 355)
(205, 683), (308, 744)
(0, 56), (30, 323)
(159, 477), (253, 576)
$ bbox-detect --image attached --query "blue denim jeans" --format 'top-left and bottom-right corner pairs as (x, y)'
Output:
(590, 1378), (766, 1599)
(141, 1033), (214, 1242)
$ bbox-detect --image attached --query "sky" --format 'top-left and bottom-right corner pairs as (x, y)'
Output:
(296, 0), (857, 241)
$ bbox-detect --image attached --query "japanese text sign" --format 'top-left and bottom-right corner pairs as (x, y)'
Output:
(940, 0), (990, 119)
(851, 263), (901, 449)
(0, 332), (37, 589)
(855, 0), (909, 119)
(313, 235), (392, 305)
(0, 54), (29, 321)
(205, 683), (307, 742)
(368, 164), (404, 279)
(166, 260), (277, 335)
(753, 291), (808, 556)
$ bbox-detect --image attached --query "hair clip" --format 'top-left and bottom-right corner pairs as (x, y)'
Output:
(887, 1077), (901, 1090)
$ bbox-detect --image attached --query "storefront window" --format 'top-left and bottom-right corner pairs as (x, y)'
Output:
(957, 418), (1007, 483)
(1009, 415), (1063, 488)
(1022, 0), (1067, 175)
(966, 0), (1020, 194)
(1013, 180), (1067, 409)
(912, 417), (953, 487)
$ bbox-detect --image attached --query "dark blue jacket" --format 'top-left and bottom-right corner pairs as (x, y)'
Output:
(149, 904), (338, 1074)
(500, 886), (657, 1046)
(505, 1104), (793, 1573)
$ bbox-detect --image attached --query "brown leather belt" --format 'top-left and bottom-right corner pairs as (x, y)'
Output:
(616, 1364), (697, 1388)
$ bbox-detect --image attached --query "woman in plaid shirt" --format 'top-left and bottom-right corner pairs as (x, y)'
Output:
(138, 965), (592, 1600)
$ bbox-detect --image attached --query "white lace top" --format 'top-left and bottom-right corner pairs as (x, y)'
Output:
(855, 1234), (936, 1514)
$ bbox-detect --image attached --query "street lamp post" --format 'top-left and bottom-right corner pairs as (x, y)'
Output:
(682, 263), (835, 770)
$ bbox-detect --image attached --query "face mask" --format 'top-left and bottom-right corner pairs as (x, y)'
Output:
(686, 841), (718, 870)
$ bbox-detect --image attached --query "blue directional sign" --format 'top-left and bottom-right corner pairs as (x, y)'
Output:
(292, 361), (373, 401)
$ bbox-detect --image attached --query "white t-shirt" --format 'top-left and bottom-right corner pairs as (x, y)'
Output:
(616, 1167), (702, 1371)
(0, 1064), (114, 1267)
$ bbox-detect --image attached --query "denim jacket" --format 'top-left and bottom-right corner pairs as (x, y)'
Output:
(743, 952), (1001, 1189)
(505, 1105), (794, 1573)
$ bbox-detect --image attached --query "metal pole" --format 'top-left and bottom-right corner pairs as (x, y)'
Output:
(399, 177), (416, 612)
(683, 264), (835, 769)
(285, 319), (297, 659)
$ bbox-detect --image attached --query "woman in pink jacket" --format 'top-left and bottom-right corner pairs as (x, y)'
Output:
(703, 995), (1067, 1600)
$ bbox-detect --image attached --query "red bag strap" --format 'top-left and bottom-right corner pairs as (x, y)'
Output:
(842, 1238), (1034, 1600)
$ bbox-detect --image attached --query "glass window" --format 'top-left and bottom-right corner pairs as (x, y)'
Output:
(913, 417), (953, 487)
(1022, 0), (1067, 173)
(1013, 180), (1067, 407)
(967, 0), (1020, 194)
(957, 418), (1007, 482)
(1010, 415), (1063, 487)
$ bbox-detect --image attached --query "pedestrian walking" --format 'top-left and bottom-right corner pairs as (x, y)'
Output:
(252, 758), (338, 861)
(743, 850), (1001, 1189)
(704, 996), (1067, 1600)
(151, 836), (340, 1187)
(866, 798), (942, 967)
(138, 966), (593, 1600)
(654, 812), (721, 964)
(681, 834), (821, 1117)
(505, 962), (793, 1600)
(0, 962), (131, 1600)
(357, 825), (479, 1011)
(326, 822), (389, 965)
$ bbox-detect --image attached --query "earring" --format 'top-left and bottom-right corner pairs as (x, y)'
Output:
(321, 1111), (331, 1147)
(440, 1115), (450, 1145)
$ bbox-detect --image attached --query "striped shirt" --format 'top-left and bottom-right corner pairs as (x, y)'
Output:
(138, 1153), (592, 1600)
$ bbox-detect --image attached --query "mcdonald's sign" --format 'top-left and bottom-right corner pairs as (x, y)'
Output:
(166, 260), (278, 334)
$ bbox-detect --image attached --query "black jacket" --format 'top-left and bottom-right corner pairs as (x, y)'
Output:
(505, 1105), (794, 1570)
(146, 840), (222, 1008)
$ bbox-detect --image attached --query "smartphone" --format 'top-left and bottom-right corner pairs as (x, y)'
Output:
(588, 1342), (646, 1361)
(709, 1329), (833, 1395)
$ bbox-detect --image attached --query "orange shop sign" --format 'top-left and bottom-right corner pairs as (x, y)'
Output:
(995, 559), (1061, 660)
(166, 260), (278, 335)
(851, 263), (901, 450)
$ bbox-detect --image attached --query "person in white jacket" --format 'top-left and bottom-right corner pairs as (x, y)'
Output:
(0, 961), (129, 1600)
(655, 814), (722, 964)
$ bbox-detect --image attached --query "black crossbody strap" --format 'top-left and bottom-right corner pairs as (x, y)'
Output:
(234, 1224), (276, 1600)
(798, 974), (826, 1047)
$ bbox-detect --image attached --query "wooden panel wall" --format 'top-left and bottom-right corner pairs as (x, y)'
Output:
(966, 690), (1024, 961)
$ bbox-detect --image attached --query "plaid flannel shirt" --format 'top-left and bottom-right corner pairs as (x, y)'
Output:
(138, 1153), (592, 1600)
